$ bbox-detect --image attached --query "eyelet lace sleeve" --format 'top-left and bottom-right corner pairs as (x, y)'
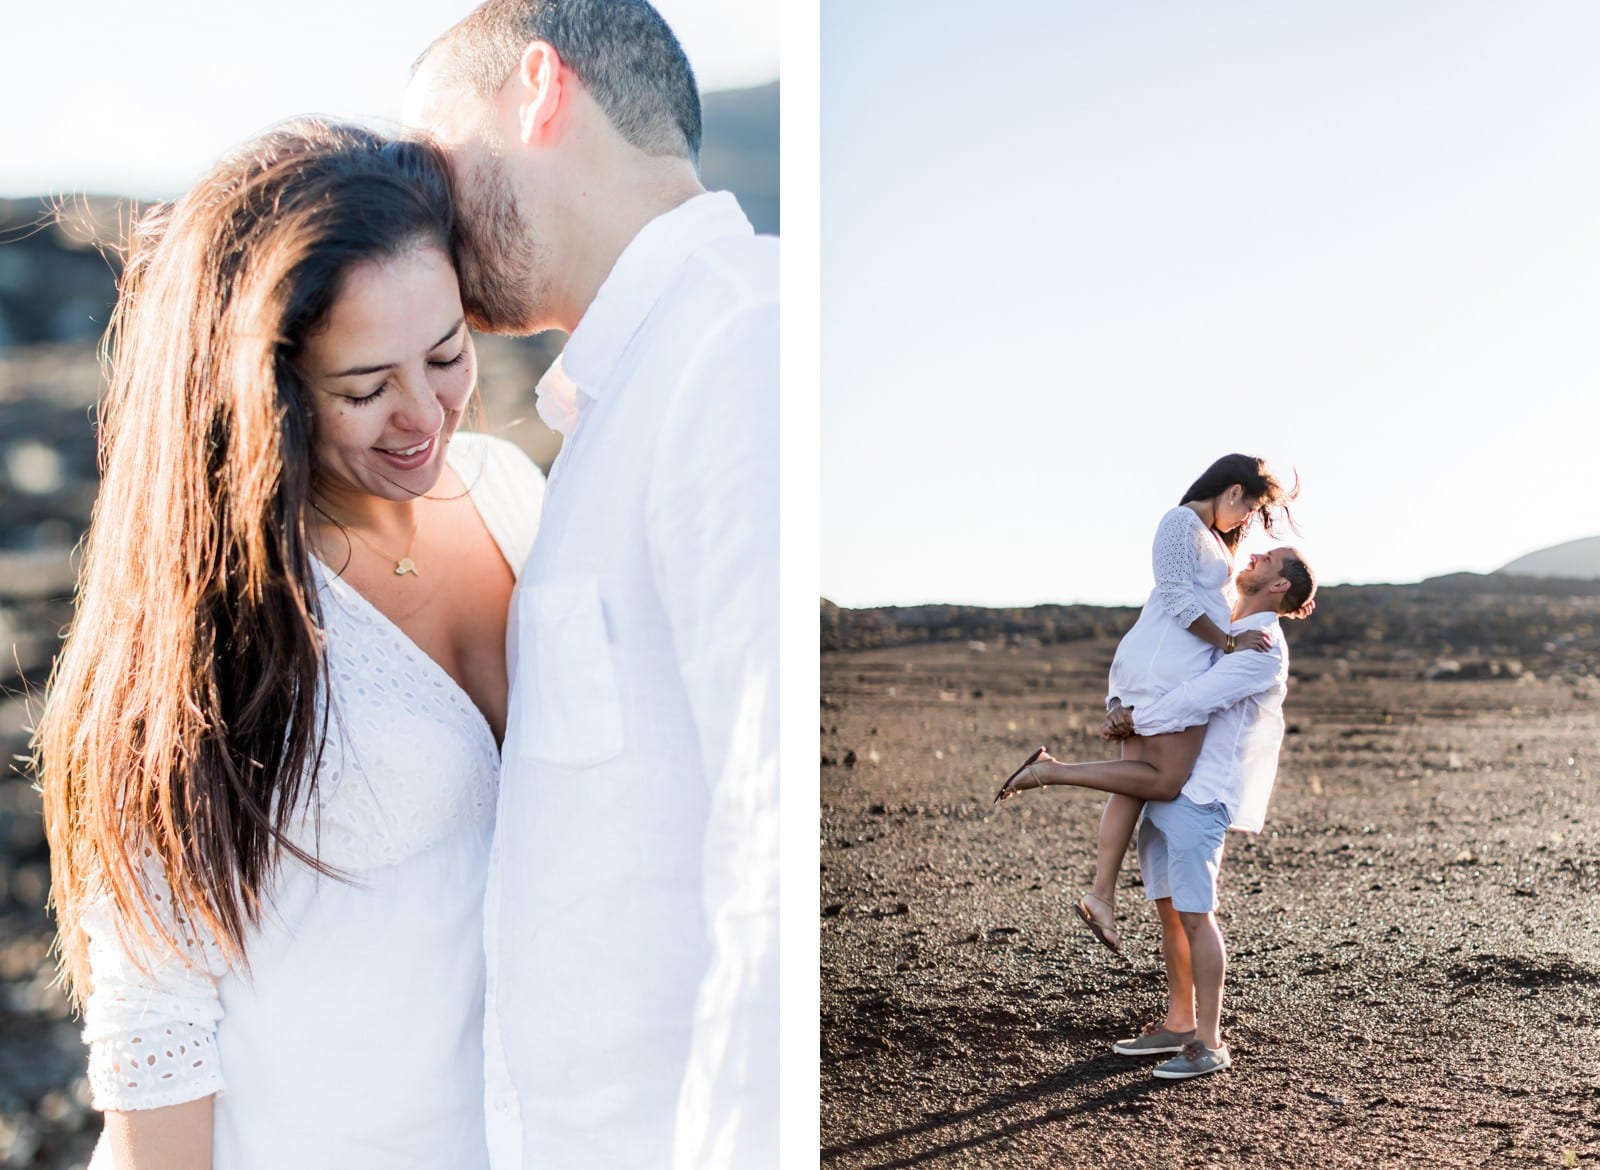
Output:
(1150, 507), (1212, 629)
(80, 852), (231, 1111)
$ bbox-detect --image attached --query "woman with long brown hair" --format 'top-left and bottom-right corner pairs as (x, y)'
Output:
(37, 119), (542, 1168)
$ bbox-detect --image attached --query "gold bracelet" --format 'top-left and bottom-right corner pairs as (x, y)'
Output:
(1225, 634), (1237, 653)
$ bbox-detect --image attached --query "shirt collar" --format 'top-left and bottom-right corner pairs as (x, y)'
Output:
(1231, 609), (1281, 633)
(560, 190), (754, 397)
(533, 354), (582, 438)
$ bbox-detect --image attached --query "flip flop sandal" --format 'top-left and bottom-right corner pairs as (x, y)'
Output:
(1074, 895), (1123, 955)
(994, 746), (1046, 804)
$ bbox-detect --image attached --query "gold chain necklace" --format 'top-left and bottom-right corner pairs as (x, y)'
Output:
(317, 506), (422, 577)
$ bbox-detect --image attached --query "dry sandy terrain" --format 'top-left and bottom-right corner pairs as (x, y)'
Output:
(821, 637), (1600, 1170)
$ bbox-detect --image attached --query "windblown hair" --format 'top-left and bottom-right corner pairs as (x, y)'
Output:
(37, 118), (458, 1009)
(1276, 550), (1318, 619)
(416, 0), (702, 163)
(1180, 453), (1299, 554)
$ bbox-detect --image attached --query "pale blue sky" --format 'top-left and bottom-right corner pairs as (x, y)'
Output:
(1, 0), (777, 198)
(822, 2), (1600, 607)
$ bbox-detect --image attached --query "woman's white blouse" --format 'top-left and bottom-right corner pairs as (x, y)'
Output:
(79, 433), (542, 1168)
(1106, 506), (1235, 710)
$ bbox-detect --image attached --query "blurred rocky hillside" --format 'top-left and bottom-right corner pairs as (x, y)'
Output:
(822, 572), (1600, 685)
(702, 82), (779, 237)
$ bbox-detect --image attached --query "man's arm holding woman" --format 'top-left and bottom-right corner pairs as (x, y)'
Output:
(1106, 638), (1285, 740)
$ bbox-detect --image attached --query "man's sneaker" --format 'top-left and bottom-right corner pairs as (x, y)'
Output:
(1112, 1022), (1196, 1057)
(1152, 1040), (1232, 1080)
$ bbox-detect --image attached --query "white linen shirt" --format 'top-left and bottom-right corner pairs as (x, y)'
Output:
(1131, 610), (1289, 832)
(487, 191), (778, 1170)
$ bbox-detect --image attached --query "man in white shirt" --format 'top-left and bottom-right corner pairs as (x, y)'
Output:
(401, 4), (776, 1167)
(999, 546), (1317, 1080)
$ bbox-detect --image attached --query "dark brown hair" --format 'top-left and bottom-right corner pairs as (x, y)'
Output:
(416, 0), (702, 163)
(1180, 453), (1299, 553)
(38, 118), (457, 1006)
(1277, 550), (1318, 619)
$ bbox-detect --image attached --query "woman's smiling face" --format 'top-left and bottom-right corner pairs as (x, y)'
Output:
(299, 245), (475, 502)
(1214, 486), (1262, 535)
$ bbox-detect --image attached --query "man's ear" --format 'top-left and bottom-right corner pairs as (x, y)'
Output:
(513, 41), (566, 146)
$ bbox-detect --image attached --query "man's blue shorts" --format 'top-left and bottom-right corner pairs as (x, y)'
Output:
(1136, 794), (1231, 913)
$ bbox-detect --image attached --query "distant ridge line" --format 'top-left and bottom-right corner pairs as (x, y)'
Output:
(821, 576), (1600, 662)
(824, 571), (1600, 618)
(1496, 534), (1600, 581)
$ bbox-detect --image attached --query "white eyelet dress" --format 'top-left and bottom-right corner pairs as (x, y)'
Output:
(1106, 505), (1236, 711)
(79, 433), (543, 1170)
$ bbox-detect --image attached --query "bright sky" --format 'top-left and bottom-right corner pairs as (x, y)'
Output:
(822, 1), (1600, 608)
(0, 0), (777, 199)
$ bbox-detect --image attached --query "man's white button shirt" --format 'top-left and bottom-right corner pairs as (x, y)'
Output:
(1132, 609), (1289, 832)
(486, 191), (777, 1170)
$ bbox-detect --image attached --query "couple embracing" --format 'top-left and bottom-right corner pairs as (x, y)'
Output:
(37, 1), (776, 1167)
(997, 454), (1317, 1080)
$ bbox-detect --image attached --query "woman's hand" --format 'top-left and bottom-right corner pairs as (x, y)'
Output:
(1101, 704), (1136, 740)
(1233, 628), (1272, 654)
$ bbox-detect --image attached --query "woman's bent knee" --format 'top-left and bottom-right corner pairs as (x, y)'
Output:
(1151, 770), (1188, 801)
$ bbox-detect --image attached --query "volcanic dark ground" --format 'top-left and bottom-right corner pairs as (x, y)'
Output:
(821, 617), (1600, 1170)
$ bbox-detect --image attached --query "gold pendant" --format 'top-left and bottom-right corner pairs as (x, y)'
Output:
(395, 557), (419, 577)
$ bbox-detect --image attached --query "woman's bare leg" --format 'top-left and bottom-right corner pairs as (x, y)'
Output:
(998, 728), (1208, 939)
(1009, 728), (1206, 948)
(1085, 738), (1145, 922)
(1091, 795), (1143, 906)
(1028, 725), (1207, 802)
(1078, 791), (1144, 950)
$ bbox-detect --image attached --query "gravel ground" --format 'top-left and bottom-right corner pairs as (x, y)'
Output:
(821, 639), (1600, 1170)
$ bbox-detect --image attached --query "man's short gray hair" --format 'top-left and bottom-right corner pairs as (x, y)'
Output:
(416, 0), (702, 164)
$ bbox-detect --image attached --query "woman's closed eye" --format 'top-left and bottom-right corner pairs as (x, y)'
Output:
(343, 352), (466, 405)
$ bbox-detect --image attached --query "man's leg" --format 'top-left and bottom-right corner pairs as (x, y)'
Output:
(1156, 898), (1197, 1033)
(1177, 910), (1226, 1050)
(1144, 797), (1234, 1079)
(1112, 821), (1198, 1056)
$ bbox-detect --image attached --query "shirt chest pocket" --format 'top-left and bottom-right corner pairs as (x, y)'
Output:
(515, 577), (625, 768)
